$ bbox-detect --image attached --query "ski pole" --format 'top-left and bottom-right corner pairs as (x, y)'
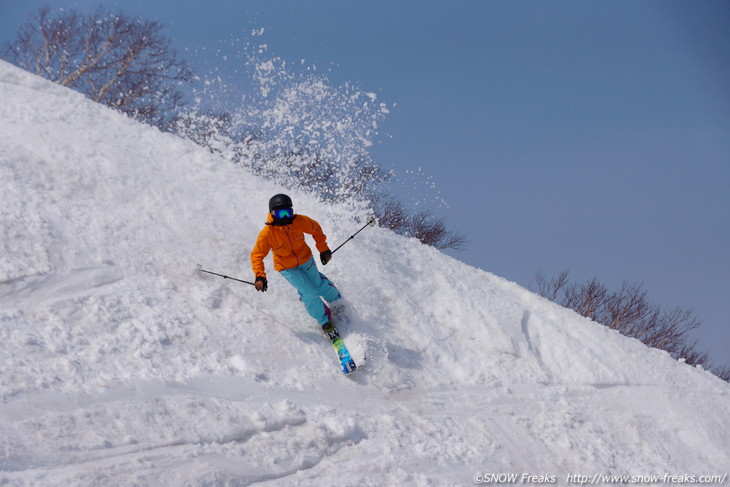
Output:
(196, 264), (255, 286)
(331, 217), (376, 255)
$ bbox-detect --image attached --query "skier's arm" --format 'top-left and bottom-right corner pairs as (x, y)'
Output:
(299, 215), (330, 254)
(250, 229), (271, 279)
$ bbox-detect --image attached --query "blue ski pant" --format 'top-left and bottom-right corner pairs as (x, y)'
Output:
(279, 257), (341, 325)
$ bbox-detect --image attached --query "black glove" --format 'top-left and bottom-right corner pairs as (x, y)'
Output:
(255, 276), (268, 292)
(320, 250), (332, 265)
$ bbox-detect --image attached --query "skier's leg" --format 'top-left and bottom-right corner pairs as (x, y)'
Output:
(299, 257), (341, 303)
(280, 261), (330, 325)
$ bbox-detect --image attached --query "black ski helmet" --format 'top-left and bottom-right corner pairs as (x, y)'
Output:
(269, 193), (293, 211)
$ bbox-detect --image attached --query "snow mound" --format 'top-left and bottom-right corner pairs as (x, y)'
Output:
(1, 60), (728, 485)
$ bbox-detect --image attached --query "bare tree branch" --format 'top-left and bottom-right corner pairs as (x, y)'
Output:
(2, 5), (194, 127)
(534, 271), (727, 381)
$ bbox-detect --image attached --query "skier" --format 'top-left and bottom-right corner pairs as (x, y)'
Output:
(251, 194), (343, 327)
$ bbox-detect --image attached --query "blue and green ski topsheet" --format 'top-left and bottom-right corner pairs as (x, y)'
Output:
(322, 322), (356, 374)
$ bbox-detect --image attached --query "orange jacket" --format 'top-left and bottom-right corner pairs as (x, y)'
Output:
(251, 214), (330, 278)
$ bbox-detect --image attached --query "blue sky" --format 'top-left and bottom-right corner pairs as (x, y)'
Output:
(2, 0), (728, 370)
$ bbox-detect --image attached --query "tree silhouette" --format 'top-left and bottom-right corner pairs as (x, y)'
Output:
(2, 5), (193, 127)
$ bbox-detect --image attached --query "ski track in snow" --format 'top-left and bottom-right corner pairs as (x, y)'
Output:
(1, 265), (123, 307)
(1, 60), (729, 486)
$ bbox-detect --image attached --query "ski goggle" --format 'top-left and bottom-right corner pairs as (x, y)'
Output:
(272, 207), (294, 219)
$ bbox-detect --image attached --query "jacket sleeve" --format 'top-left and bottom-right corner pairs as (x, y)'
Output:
(300, 215), (330, 253)
(250, 228), (271, 278)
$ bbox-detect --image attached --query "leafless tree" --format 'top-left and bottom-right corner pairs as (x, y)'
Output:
(2, 5), (193, 127)
(372, 195), (467, 251)
(533, 270), (727, 381)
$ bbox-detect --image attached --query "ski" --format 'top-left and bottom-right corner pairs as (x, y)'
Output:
(322, 322), (357, 374)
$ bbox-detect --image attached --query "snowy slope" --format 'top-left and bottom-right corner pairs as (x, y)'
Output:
(1, 59), (728, 486)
